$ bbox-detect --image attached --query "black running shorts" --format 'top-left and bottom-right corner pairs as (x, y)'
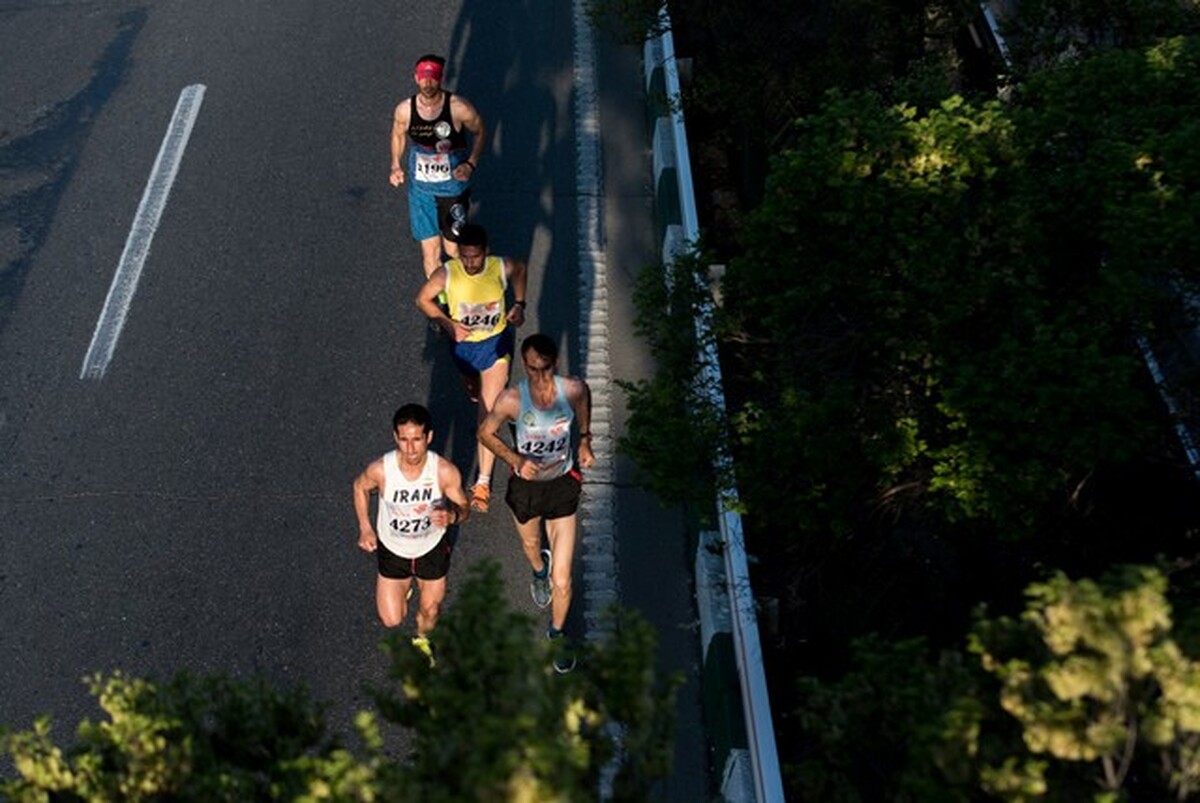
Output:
(505, 469), (582, 524)
(377, 535), (452, 580)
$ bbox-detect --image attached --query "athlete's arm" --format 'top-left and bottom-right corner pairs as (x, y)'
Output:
(450, 95), (486, 182)
(504, 258), (528, 326)
(435, 458), (470, 529)
(480, 388), (532, 477)
(352, 460), (385, 552)
(390, 101), (410, 186)
(567, 378), (595, 469)
(415, 268), (461, 338)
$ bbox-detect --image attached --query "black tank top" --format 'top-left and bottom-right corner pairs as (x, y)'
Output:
(408, 92), (468, 151)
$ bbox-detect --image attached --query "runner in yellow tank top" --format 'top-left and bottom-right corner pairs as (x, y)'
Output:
(444, 253), (508, 342)
(416, 224), (527, 513)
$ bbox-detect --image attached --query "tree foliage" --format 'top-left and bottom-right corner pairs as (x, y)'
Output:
(717, 36), (1200, 539)
(791, 565), (1200, 801)
(1, 672), (371, 802)
(371, 561), (680, 802)
(789, 635), (982, 802)
(2, 561), (679, 802)
(584, 0), (670, 44)
(621, 2), (1200, 801)
(969, 565), (1200, 800)
(662, 0), (983, 238)
(616, 251), (727, 520)
(999, 0), (1200, 73)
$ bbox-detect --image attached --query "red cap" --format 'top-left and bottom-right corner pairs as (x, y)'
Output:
(415, 60), (444, 80)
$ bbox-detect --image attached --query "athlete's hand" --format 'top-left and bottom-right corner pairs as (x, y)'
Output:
(431, 504), (460, 529)
(506, 305), (525, 326)
(516, 458), (540, 481)
(578, 440), (596, 469)
(452, 320), (473, 342)
(358, 528), (378, 552)
(389, 166), (404, 186)
(452, 162), (474, 182)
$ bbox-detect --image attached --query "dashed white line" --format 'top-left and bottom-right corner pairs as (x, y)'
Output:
(80, 83), (206, 380)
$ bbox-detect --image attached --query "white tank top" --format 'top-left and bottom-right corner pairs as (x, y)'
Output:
(376, 450), (446, 558)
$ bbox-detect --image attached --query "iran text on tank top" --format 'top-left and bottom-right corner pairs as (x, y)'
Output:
(376, 450), (446, 558)
(515, 378), (574, 480)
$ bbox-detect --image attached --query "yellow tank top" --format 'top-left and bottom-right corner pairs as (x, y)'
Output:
(445, 255), (508, 342)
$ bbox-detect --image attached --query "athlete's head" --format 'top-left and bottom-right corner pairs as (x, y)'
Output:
(393, 404), (434, 463)
(413, 54), (445, 83)
(393, 403), (433, 435)
(521, 333), (559, 366)
(455, 224), (488, 250)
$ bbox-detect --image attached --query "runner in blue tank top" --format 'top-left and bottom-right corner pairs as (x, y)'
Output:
(479, 334), (594, 673)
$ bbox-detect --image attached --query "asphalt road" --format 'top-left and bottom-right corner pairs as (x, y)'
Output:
(1, 2), (710, 797)
(0, 0), (581, 741)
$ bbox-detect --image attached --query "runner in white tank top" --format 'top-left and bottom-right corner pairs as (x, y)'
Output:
(376, 446), (446, 559)
(354, 404), (470, 654)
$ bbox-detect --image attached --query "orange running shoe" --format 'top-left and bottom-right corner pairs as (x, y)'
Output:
(470, 483), (491, 513)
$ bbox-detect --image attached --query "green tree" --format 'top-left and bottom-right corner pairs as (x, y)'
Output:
(616, 250), (727, 519)
(584, 0), (670, 44)
(970, 565), (1200, 800)
(658, 0), (982, 250)
(787, 566), (1200, 802)
(0, 672), (375, 802)
(371, 561), (680, 802)
(998, 0), (1200, 73)
(2, 561), (678, 802)
(713, 36), (1200, 539)
(790, 635), (983, 802)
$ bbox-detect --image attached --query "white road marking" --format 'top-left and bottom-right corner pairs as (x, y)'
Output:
(80, 84), (206, 380)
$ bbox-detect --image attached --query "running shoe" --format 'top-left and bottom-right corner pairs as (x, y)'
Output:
(470, 482), (490, 513)
(463, 373), (481, 403)
(411, 635), (435, 667)
(547, 627), (576, 674)
(531, 548), (552, 609)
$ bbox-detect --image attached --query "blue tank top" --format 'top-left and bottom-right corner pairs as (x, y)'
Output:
(515, 377), (574, 479)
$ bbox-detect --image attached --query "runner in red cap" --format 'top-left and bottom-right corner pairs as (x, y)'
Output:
(390, 54), (487, 278)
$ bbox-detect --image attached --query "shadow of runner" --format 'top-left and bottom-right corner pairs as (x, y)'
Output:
(0, 9), (146, 339)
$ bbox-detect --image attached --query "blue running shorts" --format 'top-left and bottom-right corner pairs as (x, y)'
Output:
(451, 327), (514, 376)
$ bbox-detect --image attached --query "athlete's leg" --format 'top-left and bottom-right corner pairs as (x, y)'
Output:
(513, 513), (546, 572)
(441, 235), (459, 261)
(419, 236), (442, 278)
(376, 575), (413, 628)
(475, 358), (511, 487)
(414, 576), (447, 635)
(409, 186), (443, 277)
(544, 514), (577, 631)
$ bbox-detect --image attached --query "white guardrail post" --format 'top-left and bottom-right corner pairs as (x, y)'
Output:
(645, 7), (785, 801)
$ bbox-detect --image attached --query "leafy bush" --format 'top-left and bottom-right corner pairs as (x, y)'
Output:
(2, 561), (679, 802)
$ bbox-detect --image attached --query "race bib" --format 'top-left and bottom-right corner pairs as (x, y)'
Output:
(518, 433), (570, 479)
(455, 300), (502, 332)
(414, 151), (452, 183)
(383, 500), (434, 538)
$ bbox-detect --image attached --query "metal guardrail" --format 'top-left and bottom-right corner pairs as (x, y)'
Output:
(645, 8), (785, 802)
